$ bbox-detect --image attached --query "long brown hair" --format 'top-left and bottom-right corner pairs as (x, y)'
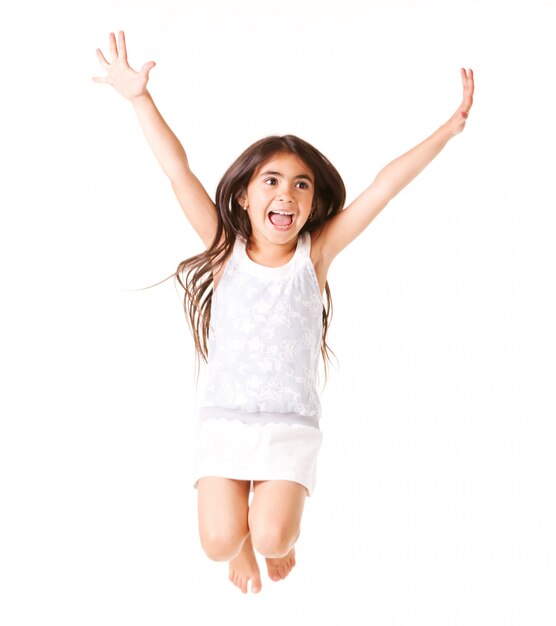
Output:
(151, 135), (346, 389)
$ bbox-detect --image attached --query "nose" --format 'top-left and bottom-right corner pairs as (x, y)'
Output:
(277, 186), (295, 202)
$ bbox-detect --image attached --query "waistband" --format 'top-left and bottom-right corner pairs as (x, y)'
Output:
(198, 406), (320, 429)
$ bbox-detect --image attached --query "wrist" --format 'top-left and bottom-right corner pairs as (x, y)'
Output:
(130, 90), (151, 106)
(438, 121), (455, 141)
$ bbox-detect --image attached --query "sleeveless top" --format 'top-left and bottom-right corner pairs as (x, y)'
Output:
(198, 230), (324, 429)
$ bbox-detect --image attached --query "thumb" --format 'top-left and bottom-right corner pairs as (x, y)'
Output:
(140, 61), (156, 77)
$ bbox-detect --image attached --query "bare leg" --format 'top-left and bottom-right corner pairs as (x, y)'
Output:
(249, 480), (307, 582)
(197, 477), (262, 593)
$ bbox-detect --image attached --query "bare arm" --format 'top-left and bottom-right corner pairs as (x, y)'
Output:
(92, 31), (218, 247)
(372, 69), (474, 198)
(371, 122), (455, 199)
(319, 68), (475, 266)
(131, 93), (219, 245)
(130, 90), (190, 180)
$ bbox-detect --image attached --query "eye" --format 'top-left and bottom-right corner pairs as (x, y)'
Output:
(297, 181), (310, 189)
(264, 177), (278, 185)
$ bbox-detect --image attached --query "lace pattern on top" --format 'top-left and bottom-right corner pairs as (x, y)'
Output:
(199, 231), (323, 426)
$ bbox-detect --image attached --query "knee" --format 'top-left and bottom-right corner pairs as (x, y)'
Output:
(251, 525), (296, 559)
(200, 529), (247, 562)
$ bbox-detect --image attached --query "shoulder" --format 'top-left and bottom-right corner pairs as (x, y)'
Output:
(212, 236), (239, 292)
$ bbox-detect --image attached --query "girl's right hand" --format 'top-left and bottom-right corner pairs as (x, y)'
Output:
(92, 31), (156, 101)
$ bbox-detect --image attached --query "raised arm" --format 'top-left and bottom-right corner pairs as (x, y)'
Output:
(92, 31), (219, 248)
(318, 68), (475, 266)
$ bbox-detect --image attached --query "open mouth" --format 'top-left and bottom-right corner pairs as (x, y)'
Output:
(268, 210), (295, 231)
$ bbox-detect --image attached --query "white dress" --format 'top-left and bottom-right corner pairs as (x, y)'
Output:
(192, 230), (324, 496)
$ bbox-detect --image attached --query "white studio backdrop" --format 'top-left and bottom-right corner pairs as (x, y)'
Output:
(1, 0), (555, 624)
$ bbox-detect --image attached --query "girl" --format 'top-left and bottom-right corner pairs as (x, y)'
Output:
(93, 31), (474, 595)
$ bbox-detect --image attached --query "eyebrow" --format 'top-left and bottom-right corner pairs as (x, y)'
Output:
(259, 170), (314, 184)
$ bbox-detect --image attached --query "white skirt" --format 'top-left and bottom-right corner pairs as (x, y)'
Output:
(192, 417), (323, 497)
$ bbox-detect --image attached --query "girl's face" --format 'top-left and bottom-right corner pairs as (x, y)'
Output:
(241, 151), (315, 245)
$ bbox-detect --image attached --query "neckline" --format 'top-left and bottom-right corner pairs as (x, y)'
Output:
(244, 232), (303, 269)
(235, 231), (306, 279)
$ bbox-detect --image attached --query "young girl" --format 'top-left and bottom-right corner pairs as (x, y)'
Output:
(93, 31), (474, 594)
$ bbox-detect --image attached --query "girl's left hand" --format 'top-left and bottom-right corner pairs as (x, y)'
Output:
(445, 68), (474, 136)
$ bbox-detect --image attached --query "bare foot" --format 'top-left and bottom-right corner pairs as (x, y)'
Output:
(229, 533), (262, 594)
(265, 547), (296, 582)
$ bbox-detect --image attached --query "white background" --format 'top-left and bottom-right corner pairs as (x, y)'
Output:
(1, 0), (555, 624)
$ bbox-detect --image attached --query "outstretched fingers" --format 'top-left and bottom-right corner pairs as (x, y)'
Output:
(95, 47), (110, 69)
(118, 31), (128, 64)
(92, 47), (110, 83)
(109, 31), (119, 62)
(105, 31), (129, 65)
(140, 61), (156, 78)
(461, 68), (474, 100)
(459, 67), (474, 118)
(443, 68), (475, 134)
(92, 29), (155, 98)
(460, 68), (472, 92)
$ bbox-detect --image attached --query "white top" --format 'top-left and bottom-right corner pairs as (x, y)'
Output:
(198, 230), (324, 429)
